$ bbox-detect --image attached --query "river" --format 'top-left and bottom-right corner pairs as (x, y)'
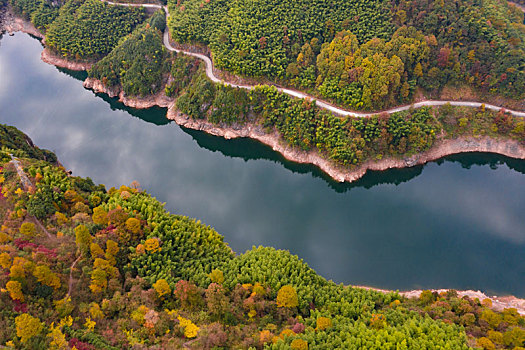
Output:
(1, 33), (524, 297)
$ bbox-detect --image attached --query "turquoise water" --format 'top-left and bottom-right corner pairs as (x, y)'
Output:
(1, 33), (524, 296)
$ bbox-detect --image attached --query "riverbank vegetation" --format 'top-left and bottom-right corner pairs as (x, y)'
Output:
(85, 14), (524, 169)
(31, 0), (518, 170)
(168, 59), (524, 167)
(1, 124), (524, 348)
(167, 0), (525, 109)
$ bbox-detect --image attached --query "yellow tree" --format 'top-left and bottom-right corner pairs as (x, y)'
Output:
(90, 242), (105, 258)
(89, 268), (108, 294)
(125, 217), (141, 234)
(92, 206), (108, 225)
(10, 257), (32, 279)
(276, 285), (298, 308)
(208, 269), (224, 284)
(19, 222), (36, 237)
(75, 224), (92, 255)
(316, 316), (332, 331)
(55, 212), (69, 226)
(0, 252), (11, 269)
(48, 323), (68, 350)
(15, 314), (43, 343)
(105, 239), (119, 265)
(153, 279), (171, 298)
(144, 238), (160, 253)
(6, 280), (24, 301)
(33, 265), (61, 290)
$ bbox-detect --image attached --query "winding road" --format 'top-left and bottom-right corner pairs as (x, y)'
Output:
(103, 1), (525, 118)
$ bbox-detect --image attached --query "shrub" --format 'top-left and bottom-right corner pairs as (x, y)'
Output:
(316, 316), (332, 331)
(476, 337), (495, 350)
(19, 222), (35, 237)
(208, 269), (224, 284)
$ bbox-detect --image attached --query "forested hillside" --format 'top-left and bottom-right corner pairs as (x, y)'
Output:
(1, 124), (524, 349)
(168, 0), (525, 109)
(86, 12), (525, 169)
(8, 0), (63, 31)
(44, 0), (145, 59)
(88, 10), (169, 96)
(0, 125), (57, 163)
(169, 59), (524, 168)
(8, 0), (523, 170)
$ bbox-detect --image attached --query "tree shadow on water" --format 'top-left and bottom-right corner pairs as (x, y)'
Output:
(181, 127), (525, 193)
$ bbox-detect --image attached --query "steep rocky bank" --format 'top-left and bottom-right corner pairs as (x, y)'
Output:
(41, 48), (94, 71)
(83, 77), (173, 108)
(2, 7), (43, 39)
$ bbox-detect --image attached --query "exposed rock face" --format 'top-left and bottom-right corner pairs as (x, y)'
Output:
(356, 286), (525, 315)
(2, 9), (44, 39)
(83, 77), (121, 98)
(41, 48), (94, 71)
(350, 137), (525, 182)
(83, 77), (173, 108)
(400, 289), (525, 315)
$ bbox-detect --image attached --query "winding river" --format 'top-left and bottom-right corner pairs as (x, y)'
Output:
(1, 33), (525, 297)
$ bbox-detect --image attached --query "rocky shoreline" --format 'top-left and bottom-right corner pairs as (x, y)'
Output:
(355, 286), (525, 315)
(2, 7), (43, 39)
(41, 48), (94, 71)
(168, 108), (525, 182)
(83, 77), (173, 108)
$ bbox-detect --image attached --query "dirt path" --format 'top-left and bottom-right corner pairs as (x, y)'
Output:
(9, 155), (32, 190)
(9, 154), (80, 294)
(101, 0), (525, 118)
(9, 155), (55, 239)
(67, 255), (81, 297)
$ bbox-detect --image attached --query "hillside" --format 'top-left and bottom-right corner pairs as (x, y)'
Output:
(168, 0), (525, 110)
(0, 125), (524, 348)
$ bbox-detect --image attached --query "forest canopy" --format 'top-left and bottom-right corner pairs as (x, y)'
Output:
(88, 11), (170, 96)
(167, 0), (525, 109)
(45, 0), (145, 59)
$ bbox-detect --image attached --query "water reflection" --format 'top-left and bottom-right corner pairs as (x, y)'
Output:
(1, 32), (524, 297)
